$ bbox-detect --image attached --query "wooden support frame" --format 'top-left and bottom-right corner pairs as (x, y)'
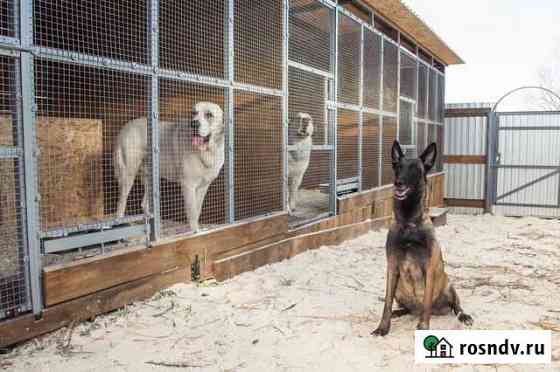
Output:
(1, 173), (446, 349)
(444, 155), (487, 165)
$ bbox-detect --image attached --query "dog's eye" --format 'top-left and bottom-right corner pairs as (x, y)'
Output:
(192, 111), (197, 117)
(205, 112), (214, 119)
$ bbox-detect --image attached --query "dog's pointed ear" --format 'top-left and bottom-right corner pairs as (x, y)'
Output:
(419, 142), (437, 172)
(391, 140), (404, 167)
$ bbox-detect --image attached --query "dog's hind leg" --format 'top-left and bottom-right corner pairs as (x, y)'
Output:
(116, 173), (135, 219)
(288, 176), (299, 213)
(446, 284), (473, 326)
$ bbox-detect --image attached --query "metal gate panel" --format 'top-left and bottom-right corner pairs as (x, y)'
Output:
(0, 56), (31, 320)
(492, 111), (560, 217)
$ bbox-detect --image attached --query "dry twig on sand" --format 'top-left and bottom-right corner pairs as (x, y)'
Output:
(146, 360), (212, 368)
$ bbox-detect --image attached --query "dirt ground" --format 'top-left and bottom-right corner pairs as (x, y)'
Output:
(2, 214), (560, 371)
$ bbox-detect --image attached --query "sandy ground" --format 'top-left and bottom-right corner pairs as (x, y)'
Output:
(2, 214), (560, 371)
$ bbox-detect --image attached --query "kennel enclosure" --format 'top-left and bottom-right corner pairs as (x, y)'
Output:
(0, 0), (459, 340)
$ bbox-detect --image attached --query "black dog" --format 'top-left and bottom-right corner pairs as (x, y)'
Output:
(372, 141), (473, 336)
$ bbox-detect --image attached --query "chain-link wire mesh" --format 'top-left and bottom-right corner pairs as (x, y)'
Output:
(337, 109), (359, 181)
(400, 51), (417, 100)
(35, 61), (149, 234)
(428, 68), (438, 121)
(160, 0), (225, 77)
(362, 113), (380, 190)
(337, 13), (360, 105)
(382, 40), (398, 113)
(235, 0), (283, 89)
(34, 0), (148, 64)
(234, 92), (283, 221)
(0, 56), (28, 320)
(0, 0), (15, 37)
(438, 74), (445, 123)
(158, 80), (227, 235)
(416, 121), (426, 154)
(417, 63), (428, 119)
(436, 125), (444, 171)
(363, 29), (381, 109)
(289, 0), (333, 73)
(381, 116), (397, 185)
(288, 67), (331, 225)
(399, 99), (414, 146)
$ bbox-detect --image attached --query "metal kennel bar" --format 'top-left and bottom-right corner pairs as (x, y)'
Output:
(227, 0), (235, 224)
(357, 25), (364, 191)
(282, 0), (289, 212)
(149, 0), (161, 241)
(20, 0), (43, 316)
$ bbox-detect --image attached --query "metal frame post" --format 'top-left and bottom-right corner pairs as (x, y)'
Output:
(485, 111), (498, 213)
(396, 38), (401, 141)
(149, 0), (161, 241)
(357, 25), (364, 192)
(282, 0), (289, 212)
(20, 0), (43, 317)
(226, 0), (235, 223)
(378, 37), (384, 186)
(329, 7), (338, 215)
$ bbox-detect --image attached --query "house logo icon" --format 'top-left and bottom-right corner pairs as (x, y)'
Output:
(423, 335), (454, 359)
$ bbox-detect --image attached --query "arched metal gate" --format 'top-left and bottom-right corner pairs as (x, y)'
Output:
(488, 87), (560, 217)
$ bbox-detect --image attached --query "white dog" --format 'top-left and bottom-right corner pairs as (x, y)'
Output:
(114, 102), (225, 232)
(287, 112), (314, 214)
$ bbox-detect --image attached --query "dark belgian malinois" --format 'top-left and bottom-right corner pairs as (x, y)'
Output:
(372, 141), (473, 336)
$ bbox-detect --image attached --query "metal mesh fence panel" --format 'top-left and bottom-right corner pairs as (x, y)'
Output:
(288, 67), (331, 224)
(417, 63), (428, 119)
(337, 13), (360, 105)
(0, 0), (15, 37)
(362, 113), (380, 190)
(289, 0), (333, 73)
(436, 125), (444, 171)
(381, 116), (397, 185)
(416, 121), (426, 154)
(35, 60), (149, 233)
(363, 29), (381, 109)
(337, 109), (359, 181)
(158, 80), (227, 236)
(160, 0), (225, 78)
(400, 51), (417, 100)
(234, 92), (283, 221)
(0, 56), (28, 320)
(399, 99), (414, 146)
(382, 40), (398, 113)
(438, 74), (445, 123)
(235, 0), (283, 89)
(34, 0), (148, 64)
(428, 68), (437, 121)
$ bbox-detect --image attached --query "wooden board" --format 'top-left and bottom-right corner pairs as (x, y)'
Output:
(445, 198), (485, 209)
(0, 267), (188, 348)
(43, 213), (288, 306)
(444, 155), (487, 164)
(445, 107), (491, 118)
(0, 116), (104, 231)
(213, 216), (391, 281)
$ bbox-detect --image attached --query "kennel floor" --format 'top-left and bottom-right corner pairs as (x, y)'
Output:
(3, 214), (560, 371)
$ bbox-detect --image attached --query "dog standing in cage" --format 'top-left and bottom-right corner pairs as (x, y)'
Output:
(287, 112), (314, 214)
(114, 102), (225, 232)
(372, 141), (473, 336)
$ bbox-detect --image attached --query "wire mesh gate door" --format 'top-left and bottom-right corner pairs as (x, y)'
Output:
(0, 57), (32, 320)
(491, 111), (560, 217)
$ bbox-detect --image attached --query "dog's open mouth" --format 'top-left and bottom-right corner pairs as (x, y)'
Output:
(393, 186), (410, 201)
(192, 134), (210, 149)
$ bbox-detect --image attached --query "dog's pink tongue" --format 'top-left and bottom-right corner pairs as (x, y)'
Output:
(192, 136), (204, 146)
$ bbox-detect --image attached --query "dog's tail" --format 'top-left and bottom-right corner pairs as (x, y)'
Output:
(113, 141), (126, 186)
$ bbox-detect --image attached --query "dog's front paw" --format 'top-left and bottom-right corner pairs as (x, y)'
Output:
(416, 321), (430, 330)
(458, 313), (473, 326)
(371, 325), (390, 337)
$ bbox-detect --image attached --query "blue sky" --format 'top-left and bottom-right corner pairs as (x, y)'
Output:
(403, 0), (560, 106)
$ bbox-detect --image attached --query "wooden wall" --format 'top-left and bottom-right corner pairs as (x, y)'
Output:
(0, 172), (445, 348)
